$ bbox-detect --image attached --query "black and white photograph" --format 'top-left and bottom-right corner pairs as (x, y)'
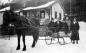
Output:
(0, 0), (86, 53)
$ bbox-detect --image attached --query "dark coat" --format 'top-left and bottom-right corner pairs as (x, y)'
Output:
(60, 22), (69, 34)
(54, 21), (63, 32)
(48, 21), (55, 32)
(70, 22), (79, 40)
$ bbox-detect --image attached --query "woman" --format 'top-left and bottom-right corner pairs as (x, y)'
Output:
(65, 17), (71, 33)
(70, 18), (80, 44)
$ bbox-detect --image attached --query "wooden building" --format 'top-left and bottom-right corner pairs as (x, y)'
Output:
(22, 1), (64, 25)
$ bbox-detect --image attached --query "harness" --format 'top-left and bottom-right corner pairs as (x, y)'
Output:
(22, 17), (40, 29)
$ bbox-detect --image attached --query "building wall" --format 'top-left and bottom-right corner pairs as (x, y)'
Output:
(40, 2), (64, 25)
(52, 2), (64, 22)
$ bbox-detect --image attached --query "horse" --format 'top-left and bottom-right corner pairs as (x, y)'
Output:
(3, 10), (39, 51)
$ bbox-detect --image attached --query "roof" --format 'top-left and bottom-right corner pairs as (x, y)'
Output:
(0, 0), (56, 11)
(0, 0), (56, 9)
(23, 1), (55, 10)
(1, 0), (86, 16)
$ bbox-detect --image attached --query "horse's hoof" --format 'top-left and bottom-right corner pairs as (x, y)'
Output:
(76, 42), (78, 44)
(16, 46), (20, 50)
(22, 48), (26, 51)
(32, 45), (35, 48)
(72, 42), (75, 44)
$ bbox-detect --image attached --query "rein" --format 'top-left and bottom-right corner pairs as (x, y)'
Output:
(23, 16), (40, 29)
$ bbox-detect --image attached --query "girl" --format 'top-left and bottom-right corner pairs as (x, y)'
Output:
(70, 18), (80, 44)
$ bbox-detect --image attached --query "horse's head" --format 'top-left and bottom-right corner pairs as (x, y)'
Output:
(3, 10), (19, 25)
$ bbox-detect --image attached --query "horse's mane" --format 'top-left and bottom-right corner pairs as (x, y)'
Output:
(8, 11), (39, 28)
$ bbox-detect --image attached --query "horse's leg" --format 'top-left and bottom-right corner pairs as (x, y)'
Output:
(32, 31), (39, 48)
(32, 35), (39, 48)
(57, 37), (60, 43)
(22, 32), (26, 51)
(62, 37), (65, 44)
(16, 33), (21, 50)
(57, 32), (60, 43)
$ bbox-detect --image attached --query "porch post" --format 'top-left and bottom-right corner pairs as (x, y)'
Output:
(50, 6), (52, 21)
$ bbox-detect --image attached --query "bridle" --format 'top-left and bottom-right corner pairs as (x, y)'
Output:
(7, 10), (40, 29)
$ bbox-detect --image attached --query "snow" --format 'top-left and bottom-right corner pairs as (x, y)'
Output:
(0, 21), (86, 53)
(23, 1), (55, 10)
(0, 7), (10, 12)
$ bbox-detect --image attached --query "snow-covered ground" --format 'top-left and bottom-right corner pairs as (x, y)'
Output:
(0, 22), (86, 53)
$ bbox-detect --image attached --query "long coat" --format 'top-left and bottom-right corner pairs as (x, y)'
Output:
(61, 22), (69, 34)
(70, 22), (80, 40)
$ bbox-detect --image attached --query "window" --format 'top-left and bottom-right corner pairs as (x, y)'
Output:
(59, 13), (61, 20)
(55, 11), (57, 19)
(40, 10), (45, 18)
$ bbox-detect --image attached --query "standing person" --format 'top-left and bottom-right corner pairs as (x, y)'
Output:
(65, 17), (72, 40)
(70, 18), (80, 44)
(65, 17), (71, 33)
